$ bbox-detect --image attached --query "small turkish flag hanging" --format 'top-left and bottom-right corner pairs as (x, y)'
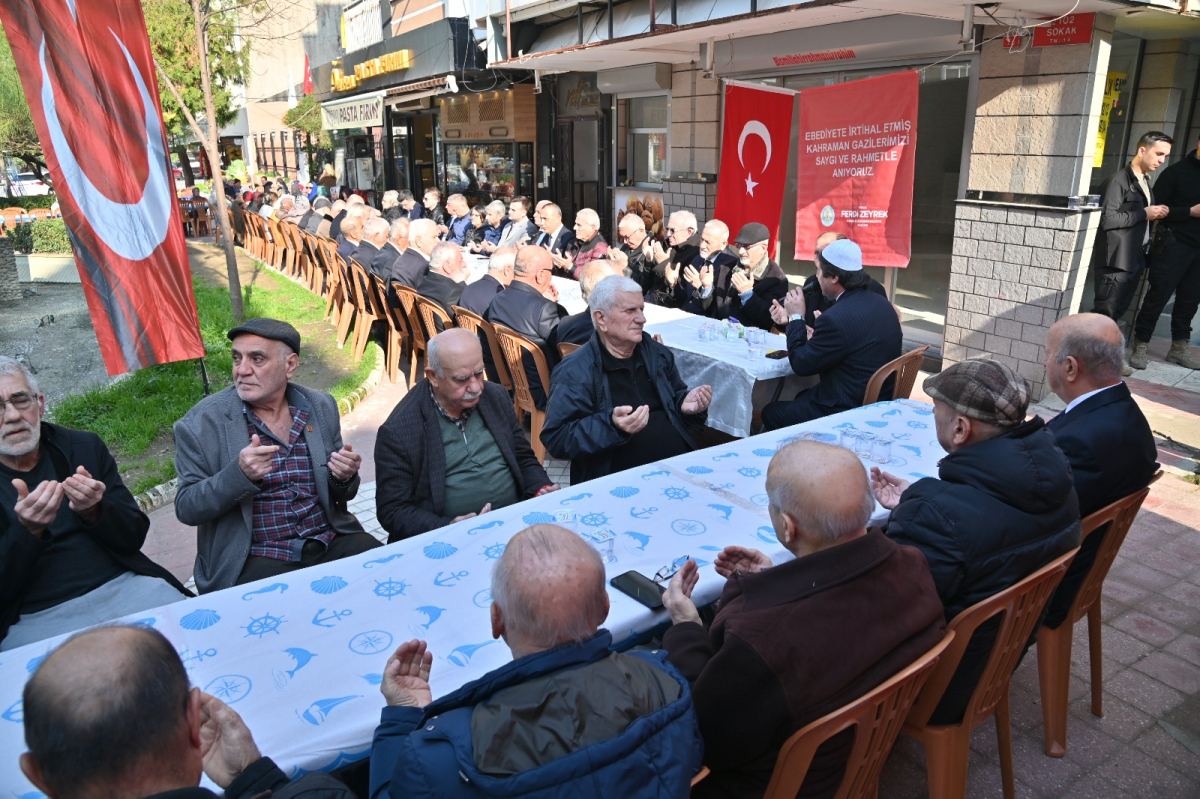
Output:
(303, 53), (314, 95)
(714, 81), (796, 253)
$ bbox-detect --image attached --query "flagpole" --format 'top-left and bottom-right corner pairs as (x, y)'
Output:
(720, 78), (800, 96)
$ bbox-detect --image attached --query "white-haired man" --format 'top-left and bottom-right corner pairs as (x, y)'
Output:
(369, 524), (703, 796)
(351, 216), (389, 271)
(475, 200), (511, 253)
(392, 218), (438, 289)
(662, 440), (944, 798)
(610, 212), (654, 291)
(373, 330), (555, 541)
(371, 217), (409, 279)
(543, 275), (712, 484)
(551, 207), (608, 280)
(647, 210), (701, 307)
(0, 357), (188, 650)
(459, 246), (515, 317)
(417, 242), (469, 331)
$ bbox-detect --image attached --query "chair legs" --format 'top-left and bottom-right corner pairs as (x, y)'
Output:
(913, 725), (972, 799)
(995, 693), (1015, 799)
(336, 306), (355, 348)
(530, 409), (546, 464)
(1036, 622), (1073, 757)
(408, 342), (423, 389)
(1088, 605), (1105, 717)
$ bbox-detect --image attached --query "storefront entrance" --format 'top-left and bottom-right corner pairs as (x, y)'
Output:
(387, 111), (440, 198)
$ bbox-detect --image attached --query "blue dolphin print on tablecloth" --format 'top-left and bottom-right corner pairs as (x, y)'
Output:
(707, 504), (733, 520)
(241, 583), (288, 600)
(2, 698), (23, 723)
(623, 531), (651, 552)
(467, 520), (504, 535)
(283, 648), (318, 677)
(312, 608), (353, 628)
(899, 445), (922, 456)
(299, 696), (360, 725)
(413, 606), (446, 630)
(363, 553), (404, 568)
(559, 492), (592, 504)
(361, 674), (383, 685)
(446, 641), (496, 666)
(882, 409), (901, 417)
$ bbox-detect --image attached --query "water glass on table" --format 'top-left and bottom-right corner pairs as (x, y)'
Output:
(746, 328), (766, 360)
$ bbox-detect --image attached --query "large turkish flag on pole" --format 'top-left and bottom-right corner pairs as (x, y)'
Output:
(795, 71), (919, 267)
(0, 0), (205, 375)
(714, 81), (796, 252)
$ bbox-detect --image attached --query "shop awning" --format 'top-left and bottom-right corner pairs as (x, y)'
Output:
(320, 90), (387, 131)
(385, 75), (457, 108)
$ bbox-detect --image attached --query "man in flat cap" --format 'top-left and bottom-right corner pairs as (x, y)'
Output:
(175, 319), (379, 593)
(684, 222), (788, 331)
(869, 358), (1080, 725)
(762, 238), (902, 430)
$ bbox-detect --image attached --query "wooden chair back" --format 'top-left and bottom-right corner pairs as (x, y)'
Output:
(492, 324), (551, 461)
(763, 632), (955, 799)
(194, 199), (212, 236)
(557, 342), (582, 359)
(863, 345), (928, 405)
(414, 294), (455, 337)
(393, 283), (428, 386)
(452, 306), (513, 391)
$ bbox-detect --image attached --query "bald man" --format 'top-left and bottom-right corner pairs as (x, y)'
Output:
(369, 524), (704, 798)
(374, 329), (555, 542)
(662, 441), (944, 799)
(556, 259), (619, 346)
(1040, 313), (1157, 630)
(20, 626), (354, 799)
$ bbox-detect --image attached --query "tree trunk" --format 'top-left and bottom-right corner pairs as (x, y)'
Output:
(193, 0), (243, 322)
(175, 145), (196, 186)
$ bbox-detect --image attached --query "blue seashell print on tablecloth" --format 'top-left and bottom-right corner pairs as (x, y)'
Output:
(685, 465), (713, 474)
(522, 511), (555, 524)
(179, 609), (222, 630)
(423, 541), (458, 559)
(864, 420), (888, 428)
(361, 673), (383, 685)
(609, 486), (639, 498)
(26, 654), (48, 674)
(310, 576), (349, 595)
(752, 448), (775, 457)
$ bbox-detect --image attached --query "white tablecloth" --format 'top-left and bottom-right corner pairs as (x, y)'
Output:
(0, 400), (942, 792)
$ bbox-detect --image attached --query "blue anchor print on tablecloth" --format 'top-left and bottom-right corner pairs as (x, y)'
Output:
(434, 571), (469, 587)
(242, 583), (288, 600)
(180, 648), (218, 668)
(374, 578), (409, 599)
(243, 613), (285, 637)
(348, 630), (394, 655)
(312, 608), (353, 628)
(559, 492), (592, 504)
(467, 520), (504, 535)
(630, 506), (658, 519)
(708, 504), (733, 520)
(624, 531), (651, 552)
(299, 696), (360, 725)
(890, 432), (911, 440)
(205, 675), (252, 704)
(363, 553), (404, 568)
(446, 641), (496, 666)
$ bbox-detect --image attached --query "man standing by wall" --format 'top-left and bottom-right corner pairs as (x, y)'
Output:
(1129, 133), (1200, 370)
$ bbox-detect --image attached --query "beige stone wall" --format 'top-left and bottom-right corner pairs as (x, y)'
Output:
(0, 238), (19, 302)
(669, 63), (720, 175)
(1125, 38), (1195, 155)
(660, 178), (717, 226)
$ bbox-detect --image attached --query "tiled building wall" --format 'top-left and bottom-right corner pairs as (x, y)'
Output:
(660, 178), (717, 225)
(669, 63), (719, 175)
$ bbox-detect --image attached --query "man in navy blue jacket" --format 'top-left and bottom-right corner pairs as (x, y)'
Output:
(368, 524), (704, 799)
(761, 239), (901, 430)
(1041, 313), (1158, 628)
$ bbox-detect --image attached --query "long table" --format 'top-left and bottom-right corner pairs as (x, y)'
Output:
(0, 400), (944, 792)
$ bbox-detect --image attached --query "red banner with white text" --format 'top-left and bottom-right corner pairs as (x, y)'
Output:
(795, 71), (918, 267)
(0, 0), (204, 374)
(714, 82), (795, 252)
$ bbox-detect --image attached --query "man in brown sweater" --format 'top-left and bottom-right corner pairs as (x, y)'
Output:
(662, 440), (945, 799)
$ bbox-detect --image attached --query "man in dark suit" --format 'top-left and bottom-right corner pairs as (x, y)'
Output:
(685, 221), (788, 331)
(762, 239), (902, 430)
(417, 243), (468, 332)
(304, 197), (332, 235)
(610, 213), (654, 291)
(349, 216), (388, 269)
(390, 218), (438, 289)
(485, 246), (568, 409)
(374, 329), (555, 541)
(459, 246), (515, 316)
(336, 215), (363, 267)
(533, 203), (577, 260)
(802, 231), (887, 325)
(370, 218), (408, 279)
(399, 190), (424, 220)
(327, 200), (348, 240)
(647, 211), (701, 307)
(1041, 313), (1158, 628)
(1091, 131), (1172, 327)
(557, 260), (619, 346)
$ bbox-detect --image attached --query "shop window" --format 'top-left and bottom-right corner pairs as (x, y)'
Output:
(626, 95), (669, 186)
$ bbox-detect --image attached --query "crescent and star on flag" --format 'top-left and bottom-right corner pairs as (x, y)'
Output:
(737, 120), (772, 197)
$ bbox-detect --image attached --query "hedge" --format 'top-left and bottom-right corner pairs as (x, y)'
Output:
(1, 194), (57, 210)
(9, 219), (72, 254)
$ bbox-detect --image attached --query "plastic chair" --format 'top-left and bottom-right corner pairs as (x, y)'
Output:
(194, 199), (212, 237)
(557, 341), (582, 358)
(492, 324), (552, 463)
(415, 294), (455, 337)
(373, 274), (411, 384)
(901, 548), (1077, 799)
(394, 284), (428, 387)
(452, 306), (513, 392)
(347, 260), (383, 362)
(760, 631), (954, 799)
(1037, 473), (1160, 757)
(863, 345), (928, 405)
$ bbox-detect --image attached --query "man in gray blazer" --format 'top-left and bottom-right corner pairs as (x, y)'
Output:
(174, 319), (379, 593)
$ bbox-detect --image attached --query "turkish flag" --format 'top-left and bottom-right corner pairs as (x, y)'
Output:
(795, 71), (919, 267)
(303, 53), (314, 95)
(714, 82), (795, 253)
(0, 0), (204, 374)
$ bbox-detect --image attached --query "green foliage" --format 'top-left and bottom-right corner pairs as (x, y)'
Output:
(226, 159), (247, 179)
(7, 221), (31, 253)
(2, 195), (57, 210)
(9, 219), (72, 254)
(143, 0), (249, 139)
(282, 95), (332, 150)
(0, 22), (42, 169)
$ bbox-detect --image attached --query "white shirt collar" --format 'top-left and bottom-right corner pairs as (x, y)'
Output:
(1064, 382), (1121, 414)
(547, 224), (564, 241)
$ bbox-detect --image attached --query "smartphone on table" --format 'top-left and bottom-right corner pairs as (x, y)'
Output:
(610, 571), (665, 609)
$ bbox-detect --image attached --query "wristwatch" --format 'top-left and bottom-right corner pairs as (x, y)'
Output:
(790, 313), (803, 323)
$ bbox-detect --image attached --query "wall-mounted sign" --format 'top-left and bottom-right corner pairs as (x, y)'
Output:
(343, 0), (383, 54)
(1003, 14), (1095, 48)
(332, 49), (412, 92)
(321, 92), (385, 131)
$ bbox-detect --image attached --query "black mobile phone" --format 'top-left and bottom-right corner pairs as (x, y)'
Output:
(765, 349), (789, 359)
(610, 571), (666, 609)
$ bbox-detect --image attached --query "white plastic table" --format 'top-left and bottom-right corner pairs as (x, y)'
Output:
(0, 400), (944, 793)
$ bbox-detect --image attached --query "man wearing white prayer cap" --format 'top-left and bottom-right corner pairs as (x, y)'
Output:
(762, 238), (903, 429)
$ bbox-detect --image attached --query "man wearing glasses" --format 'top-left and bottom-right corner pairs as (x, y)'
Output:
(646, 211), (702, 307)
(0, 357), (188, 651)
(609, 213), (655, 292)
(685, 222), (788, 331)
